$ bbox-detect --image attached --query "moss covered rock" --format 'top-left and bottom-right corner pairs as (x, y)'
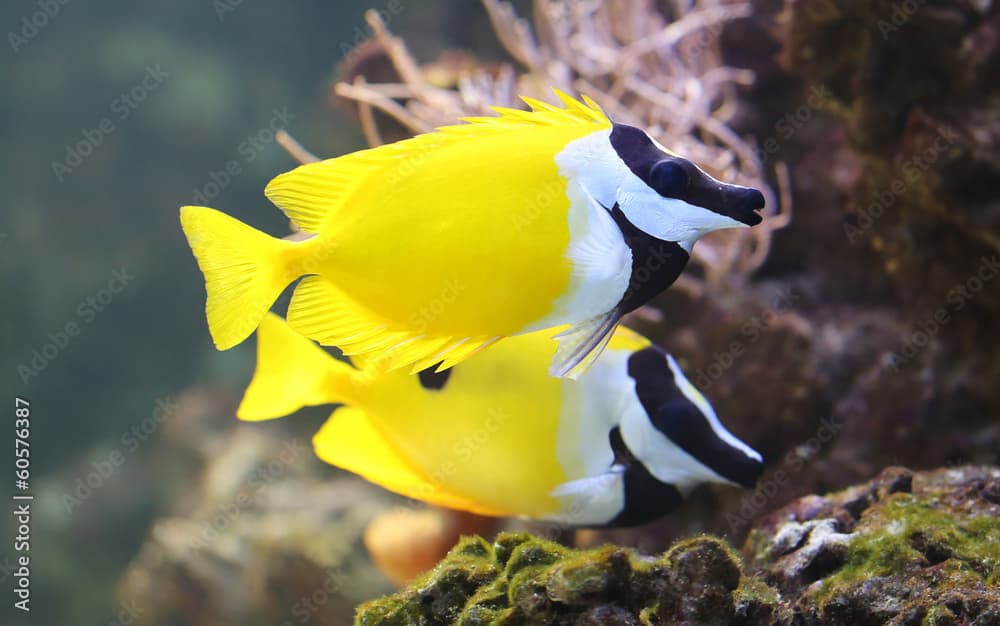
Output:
(356, 532), (771, 625)
(746, 465), (1000, 624)
(359, 466), (999, 625)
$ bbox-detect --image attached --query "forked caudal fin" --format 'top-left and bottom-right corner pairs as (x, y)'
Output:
(237, 313), (363, 421)
(179, 206), (299, 350)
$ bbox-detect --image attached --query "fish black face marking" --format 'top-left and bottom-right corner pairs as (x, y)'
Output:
(652, 400), (763, 489)
(649, 160), (690, 197)
(626, 348), (763, 489)
(609, 123), (764, 226)
(606, 427), (684, 527)
(417, 363), (451, 390)
(609, 203), (688, 314)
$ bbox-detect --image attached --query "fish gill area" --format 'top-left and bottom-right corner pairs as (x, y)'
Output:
(108, 1), (999, 624)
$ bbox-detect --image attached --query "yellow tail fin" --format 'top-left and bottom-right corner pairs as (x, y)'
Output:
(179, 206), (297, 350)
(237, 313), (362, 421)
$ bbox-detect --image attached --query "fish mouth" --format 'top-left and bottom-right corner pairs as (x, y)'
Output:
(738, 206), (764, 227)
(726, 187), (765, 227)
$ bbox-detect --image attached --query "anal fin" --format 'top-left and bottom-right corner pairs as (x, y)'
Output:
(549, 310), (622, 379)
(314, 408), (506, 516)
(287, 276), (403, 349)
(288, 275), (501, 373)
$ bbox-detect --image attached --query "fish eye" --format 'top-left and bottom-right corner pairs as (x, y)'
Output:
(649, 160), (689, 198)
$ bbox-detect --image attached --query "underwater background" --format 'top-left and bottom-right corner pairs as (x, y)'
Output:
(3, 1), (998, 625)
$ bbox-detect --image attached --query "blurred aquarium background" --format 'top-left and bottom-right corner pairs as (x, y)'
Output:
(1, 2), (521, 624)
(2, 0), (998, 625)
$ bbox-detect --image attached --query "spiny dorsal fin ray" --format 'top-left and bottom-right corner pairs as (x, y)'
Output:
(461, 89), (609, 130)
(550, 309), (623, 380)
(264, 89), (609, 234)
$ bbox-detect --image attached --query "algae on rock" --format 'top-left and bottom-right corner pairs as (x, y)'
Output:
(359, 466), (1000, 625)
(356, 532), (764, 625)
(746, 465), (1000, 624)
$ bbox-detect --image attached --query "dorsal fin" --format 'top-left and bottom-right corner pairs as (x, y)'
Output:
(458, 89), (610, 132)
(264, 89), (610, 234)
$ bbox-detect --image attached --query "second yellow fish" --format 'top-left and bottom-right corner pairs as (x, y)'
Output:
(240, 314), (763, 527)
(180, 91), (764, 377)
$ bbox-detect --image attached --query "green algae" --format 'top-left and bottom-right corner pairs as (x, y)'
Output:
(814, 494), (1000, 608)
(354, 531), (765, 625)
(356, 536), (502, 626)
(358, 468), (1000, 624)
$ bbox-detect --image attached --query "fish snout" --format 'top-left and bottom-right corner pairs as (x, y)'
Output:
(723, 186), (765, 227)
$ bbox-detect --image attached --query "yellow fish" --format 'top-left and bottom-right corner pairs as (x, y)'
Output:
(239, 314), (763, 527)
(181, 91), (763, 377)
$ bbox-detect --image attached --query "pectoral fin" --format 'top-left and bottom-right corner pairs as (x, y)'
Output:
(547, 466), (625, 526)
(550, 467), (623, 498)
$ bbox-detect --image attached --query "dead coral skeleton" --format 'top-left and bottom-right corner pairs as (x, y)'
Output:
(295, 0), (790, 290)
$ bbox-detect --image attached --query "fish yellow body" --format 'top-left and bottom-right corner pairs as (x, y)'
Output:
(181, 91), (764, 376)
(240, 314), (762, 527)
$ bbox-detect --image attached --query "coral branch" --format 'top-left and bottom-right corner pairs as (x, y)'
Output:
(335, 0), (789, 288)
(275, 130), (319, 165)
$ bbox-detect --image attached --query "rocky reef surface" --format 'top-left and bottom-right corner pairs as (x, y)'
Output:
(746, 465), (1000, 624)
(577, 0), (1000, 555)
(357, 466), (1000, 625)
(357, 532), (756, 625)
(115, 389), (399, 626)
